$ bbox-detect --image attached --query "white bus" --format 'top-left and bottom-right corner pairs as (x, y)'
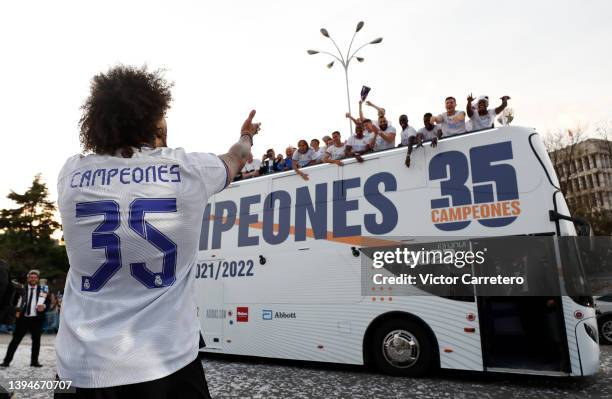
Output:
(195, 126), (599, 377)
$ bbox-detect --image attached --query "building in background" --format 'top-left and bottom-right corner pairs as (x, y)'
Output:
(549, 138), (612, 215)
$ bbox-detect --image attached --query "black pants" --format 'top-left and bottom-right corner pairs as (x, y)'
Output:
(3, 314), (42, 365)
(54, 357), (212, 399)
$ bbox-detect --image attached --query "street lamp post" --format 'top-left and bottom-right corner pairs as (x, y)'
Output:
(307, 22), (383, 134)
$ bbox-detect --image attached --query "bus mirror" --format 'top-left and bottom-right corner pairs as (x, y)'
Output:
(549, 210), (591, 236)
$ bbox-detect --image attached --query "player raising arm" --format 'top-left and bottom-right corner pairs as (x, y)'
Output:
(345, 111), (361, 126)
(221, 110), (261, 178)
(55, 65), (260, 399)
(430, 96), (466, 136)
(365, 100), (386, 117)
(466, 93), (510, 131)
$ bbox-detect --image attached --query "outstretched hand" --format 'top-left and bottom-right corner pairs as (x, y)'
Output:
(467, 93), (474, 102)
(501, 95), (511, 101)
(241, 110), (261, 137)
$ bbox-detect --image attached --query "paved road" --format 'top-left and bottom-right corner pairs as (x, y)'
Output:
(0, 335), (609, 398)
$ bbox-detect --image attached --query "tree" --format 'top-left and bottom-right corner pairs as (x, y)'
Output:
(595, 119), (612, 159)
(544, 124), (587, 208)
(0, 175), (68, 285)
(0, 175), (60, 241)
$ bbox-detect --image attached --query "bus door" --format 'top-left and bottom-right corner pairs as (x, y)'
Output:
(195, 259), (225, 349)
(195, 192), (230, 350)
(471, 236), (570, 373)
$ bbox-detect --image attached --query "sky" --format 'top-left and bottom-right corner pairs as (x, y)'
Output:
(1, 0), (611, 209)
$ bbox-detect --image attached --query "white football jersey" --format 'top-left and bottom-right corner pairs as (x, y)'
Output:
(56, 146), (228, 388)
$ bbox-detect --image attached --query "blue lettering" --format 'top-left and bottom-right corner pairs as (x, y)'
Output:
(120, 168), (131, 184)
(238, 195), (261, 247)
(211, 200), (237, 250)
(364, 172), (398, 234)
(332, 178), (361, 237)
(199, 203), (212, 251)
(106, 169), (118, 185)
(79, 170), (92, 187)
(429, 151), (471, 209)
(158, 165), (169, 182)
(470, 142), (518, 203)
(145, 165), (157, 183)
(170, 164), (181, 182)
(92, 169), (106, 186)
(263, 190), (291, 245)
(295, 183), (327, 241)
(70, 172), (81, 188)
(132, 167), (144, 183)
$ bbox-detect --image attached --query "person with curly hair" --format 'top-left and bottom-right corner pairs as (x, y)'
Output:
(54, 65), (261, 398)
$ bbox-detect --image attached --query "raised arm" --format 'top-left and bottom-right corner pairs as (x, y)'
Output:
(466, 93), (474, 117)
(345, 112), (360, 125)
(365, 100), (385, 117)
(495, 96), (511, 114)
(359, 100), (365, 122)
(218, 110), (261, 182)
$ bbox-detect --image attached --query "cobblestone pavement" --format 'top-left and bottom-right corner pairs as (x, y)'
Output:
(0, 335), (610, 398)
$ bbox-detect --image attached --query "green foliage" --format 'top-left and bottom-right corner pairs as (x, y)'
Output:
(0, 175), (68, 287)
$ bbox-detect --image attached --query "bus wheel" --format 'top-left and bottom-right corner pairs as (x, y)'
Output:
(371, 318), (436, 377)
(599, 315), (612, 345)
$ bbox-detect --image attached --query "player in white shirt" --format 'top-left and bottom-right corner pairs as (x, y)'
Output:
(466, 94), (510, 131)
(399, 114), (418, 168)
(364, 116), (396, 151)
(345, 123), (372, 163)
(292, 139), (316, 180)
(398, 114), (418, 147)
(310, 139), (325, 163)
(417, 113), (443, 143)
(323, 131), (346, 166)
(404, 113), (444, 168)
(431, 96), (467, 136)
(321, 135), (333, 149)
(355, 99), (396, 151)
(54, 65), (261, 398)
(240, 152), (261, 179)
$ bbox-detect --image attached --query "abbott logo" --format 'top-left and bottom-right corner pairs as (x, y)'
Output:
(262, 309), (273, 320)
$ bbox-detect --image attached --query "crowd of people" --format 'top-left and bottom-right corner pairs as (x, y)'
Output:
(234, 94), (510, 181)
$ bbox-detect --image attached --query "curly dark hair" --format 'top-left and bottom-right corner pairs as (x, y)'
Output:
(79, 65), (173, 158)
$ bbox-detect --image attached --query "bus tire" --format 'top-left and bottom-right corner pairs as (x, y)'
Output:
(370, 318), (436, 377)
(599, 315), (612, 345)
